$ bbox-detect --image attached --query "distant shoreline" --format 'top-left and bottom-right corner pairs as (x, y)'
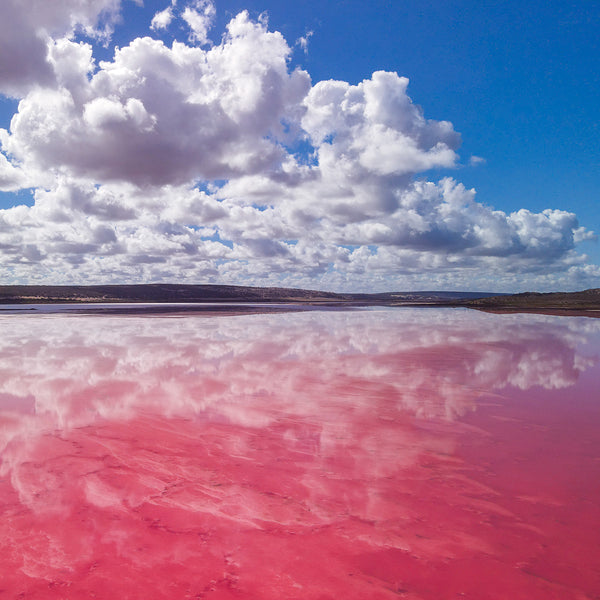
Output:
(0, 284), (599, 317)
(1, 302), (599, 319)
(471, 307), (600, 319)
(0, 283), (498, 306)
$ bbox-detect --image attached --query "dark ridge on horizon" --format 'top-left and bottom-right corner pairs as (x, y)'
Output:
(0, 284), (500, 305)
(463, 288), (600, 312)
(1, 285), (599, 316)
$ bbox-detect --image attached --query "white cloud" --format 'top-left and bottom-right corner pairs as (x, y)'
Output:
(0, 173), (594, 292)
(2, 14), (311, 187)
(469, 155), (486, 166)
(0, 153), (28, 192)
(302, 71), (460, 180)
(150, 6), (175, 31)
(0, 0), (124, 96)
(0, 4), (597, 290)
(182, 0), (216, 45)
(296, 30), (313, 54)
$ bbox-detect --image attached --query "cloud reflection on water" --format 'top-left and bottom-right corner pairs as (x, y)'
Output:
(0, 308), (598, 599)
(0, 308), (595, 426)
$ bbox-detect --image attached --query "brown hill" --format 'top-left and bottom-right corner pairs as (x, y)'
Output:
(0, 284), (497, 305)
(0, 284), (348, 304)
(463, 288), (600, 315)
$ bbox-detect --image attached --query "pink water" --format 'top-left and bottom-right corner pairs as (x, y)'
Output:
(0, 308), (599, 599)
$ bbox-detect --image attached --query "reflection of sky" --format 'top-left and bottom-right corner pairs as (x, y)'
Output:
(0, 308), (599, 599)
(0, 308), (597, 421)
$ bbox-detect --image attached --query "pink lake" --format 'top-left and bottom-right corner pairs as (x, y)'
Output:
(0, 307), (599, 599)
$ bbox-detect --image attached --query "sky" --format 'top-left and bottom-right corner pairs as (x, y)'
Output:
(0, 0), (598, 292)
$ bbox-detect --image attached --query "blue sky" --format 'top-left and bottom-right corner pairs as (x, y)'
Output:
(0, 0), (598, 291)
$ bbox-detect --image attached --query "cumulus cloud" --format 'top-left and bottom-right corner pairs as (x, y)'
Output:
(151, 1), (215, 42)
(151, 5), (175, 31)
(303, 71), (460, 178)
(0, 2), (597, 290)
(0, 153), (29, 192)
(0, 0), (125, 96)
(2, 14), (310, 187)
(182, 0), (216, 44)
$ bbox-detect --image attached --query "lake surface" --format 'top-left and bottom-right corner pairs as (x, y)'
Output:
(0, 307), (599, 599)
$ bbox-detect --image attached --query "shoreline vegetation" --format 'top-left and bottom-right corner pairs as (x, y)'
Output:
(0, 284), (599, 317)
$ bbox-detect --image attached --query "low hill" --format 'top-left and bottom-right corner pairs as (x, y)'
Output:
(4, 284), (597, 315)
(0, 284), (343, 304)
(0, 284), (497, 305)
(463, 288), (600, 314)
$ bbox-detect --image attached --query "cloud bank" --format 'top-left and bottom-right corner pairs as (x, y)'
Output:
(0, 0), (597, 290)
